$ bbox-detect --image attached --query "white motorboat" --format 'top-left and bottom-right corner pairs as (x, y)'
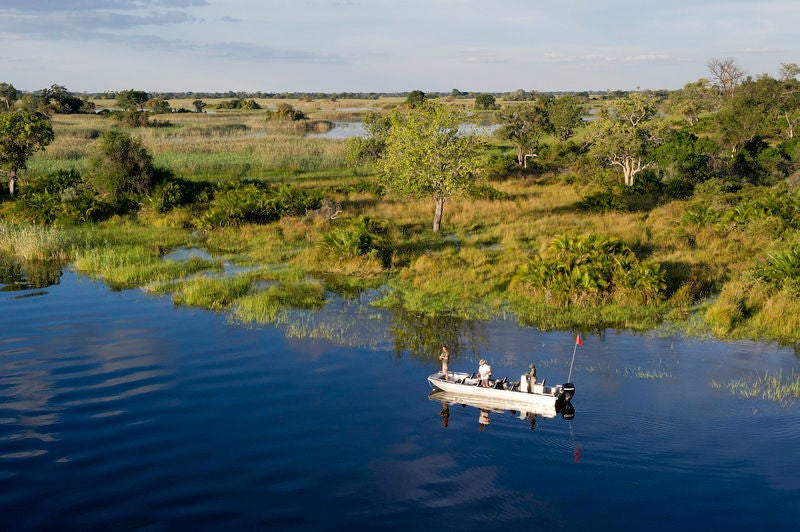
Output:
(427, 371), (575, 411)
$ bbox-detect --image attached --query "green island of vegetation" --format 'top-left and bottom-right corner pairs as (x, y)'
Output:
(2, 59), (800, 347)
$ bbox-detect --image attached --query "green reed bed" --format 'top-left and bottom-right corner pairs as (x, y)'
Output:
(171, 274), (252, 311)
(0, 223), (70, 262)
(230, 279), (326, 325)
(72, 245), (221, 290)
(712, 370), (800, 405)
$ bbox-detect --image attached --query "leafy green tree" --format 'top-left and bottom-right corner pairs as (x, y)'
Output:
(590, 93), (665, 186)
(88, 129), (154, 197)
(379, 99), (485, 232)
(714, 78), (776, 152)
(0, 82), (18, 111)
(16, 94), (45, 113)
(37, 84), (92, 114)
(496, 103), (551, 167)
(145, 98), (171, 114)
(474, 93), (497, 110)
(345, 111), (391, 165)
(192, 99), (207, 113)
(774, 76), (800, 139)
(116, 89), (149, 111)
(668, 79), (718, 126)
(546, 95), (585, 141)
(0, 110), (54, 196)
(404, 90), (426, 107)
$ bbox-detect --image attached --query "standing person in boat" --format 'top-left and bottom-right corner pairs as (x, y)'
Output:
(478, 359), (491, 387)
(439, 345), (449, 380)
(529, 363), (537, 388)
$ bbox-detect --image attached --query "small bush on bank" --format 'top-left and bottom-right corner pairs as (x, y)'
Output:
(509, 233), (667, 307)
(195, 182), (324, 229)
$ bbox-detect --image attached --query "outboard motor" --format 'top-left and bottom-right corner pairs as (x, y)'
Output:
(560, 383), (576, 401)
(562, 383), (576, 400)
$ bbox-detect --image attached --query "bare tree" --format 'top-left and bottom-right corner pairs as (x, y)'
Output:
(707, 57), (746, 97)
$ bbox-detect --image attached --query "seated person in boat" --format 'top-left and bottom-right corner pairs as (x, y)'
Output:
(478, 359), (492, 387)
(529, 363), (537, 386)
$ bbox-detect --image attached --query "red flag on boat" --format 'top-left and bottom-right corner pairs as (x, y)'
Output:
(575, 335), (582, 346)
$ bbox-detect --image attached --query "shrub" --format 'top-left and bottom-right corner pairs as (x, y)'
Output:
(466, 184), (507, 200)
(196, 183), (324, 229)
(317, 216), (389, 261)
(510, 233), (666, 306)
(265, 103), (305, 121)
(474, 94), (497, 110)
(88, 129), (154, 197)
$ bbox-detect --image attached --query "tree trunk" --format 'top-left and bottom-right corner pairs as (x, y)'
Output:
(433, 196), (445, 232)
(8, 168), (16, 198)
(517, 146), (524, 166)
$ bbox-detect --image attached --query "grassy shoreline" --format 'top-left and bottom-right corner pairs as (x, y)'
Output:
(2, 99), (799, 346)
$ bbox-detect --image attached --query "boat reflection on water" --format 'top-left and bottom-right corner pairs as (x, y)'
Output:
(430, 389), (575, 431)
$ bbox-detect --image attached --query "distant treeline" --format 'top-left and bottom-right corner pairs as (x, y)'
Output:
(69, 89), (627, 101)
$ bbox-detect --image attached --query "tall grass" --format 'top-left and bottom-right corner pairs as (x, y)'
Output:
(171, 274), (252, 310)
(230, 280), (325, 324)
(0, 223), (70, 262)
(72, 245), (220, 289)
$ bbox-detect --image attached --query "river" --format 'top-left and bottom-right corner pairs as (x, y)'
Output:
(1, 268), (799, 530)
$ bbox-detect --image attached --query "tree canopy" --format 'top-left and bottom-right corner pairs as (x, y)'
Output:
(496, 103), (552, 167)
(590, 93), (665, 186)
(116, 89), (149, 111)
(88, 129), (154, 197)
(379, 99), (485, 232)
(0, 110), (54, 196)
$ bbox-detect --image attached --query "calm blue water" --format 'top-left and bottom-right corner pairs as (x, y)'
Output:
(1, 269), (799, 530)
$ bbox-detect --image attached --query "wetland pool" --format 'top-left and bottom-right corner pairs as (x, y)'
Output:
(1, 269), (799, 530)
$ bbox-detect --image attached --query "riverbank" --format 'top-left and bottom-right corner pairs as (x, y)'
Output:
(2, 99), (799, 345)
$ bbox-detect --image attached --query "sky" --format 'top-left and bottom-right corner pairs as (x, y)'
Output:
(1, 0), (798, 94)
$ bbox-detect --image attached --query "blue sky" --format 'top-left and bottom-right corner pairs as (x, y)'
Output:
(1, 0), (798, 93)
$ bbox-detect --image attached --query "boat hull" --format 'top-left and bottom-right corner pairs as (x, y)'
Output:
(428, 371), (573, 409)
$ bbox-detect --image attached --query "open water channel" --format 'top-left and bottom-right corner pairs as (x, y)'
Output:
(1, 265), (799, 530)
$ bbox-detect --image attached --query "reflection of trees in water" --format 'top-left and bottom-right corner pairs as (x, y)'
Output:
(0, 256), (62, 290)
(388, 308), (488, 361)
(265, 301), (489, 359)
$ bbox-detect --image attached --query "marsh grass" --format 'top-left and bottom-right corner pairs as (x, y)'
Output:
(171, 274), (252, 310)
(10, 97), (800, 341)
(230, 279), (325, 324)
(72, 245), (220, 289)
(712, 370), (800, 405)
(0, 223), (70, 262)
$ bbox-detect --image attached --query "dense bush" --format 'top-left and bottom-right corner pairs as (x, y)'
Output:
(510, 234), (666, 306)
(88, 129), (155, 198)
(265, 103), (304, 120)
(466, 183), (507, 200)
(13, 169), (118, 224)
(474, 94), (497, 110)
(196, 183), (324, 229)
(317, 215), (390, 263)
(217, 98), (261, 110)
